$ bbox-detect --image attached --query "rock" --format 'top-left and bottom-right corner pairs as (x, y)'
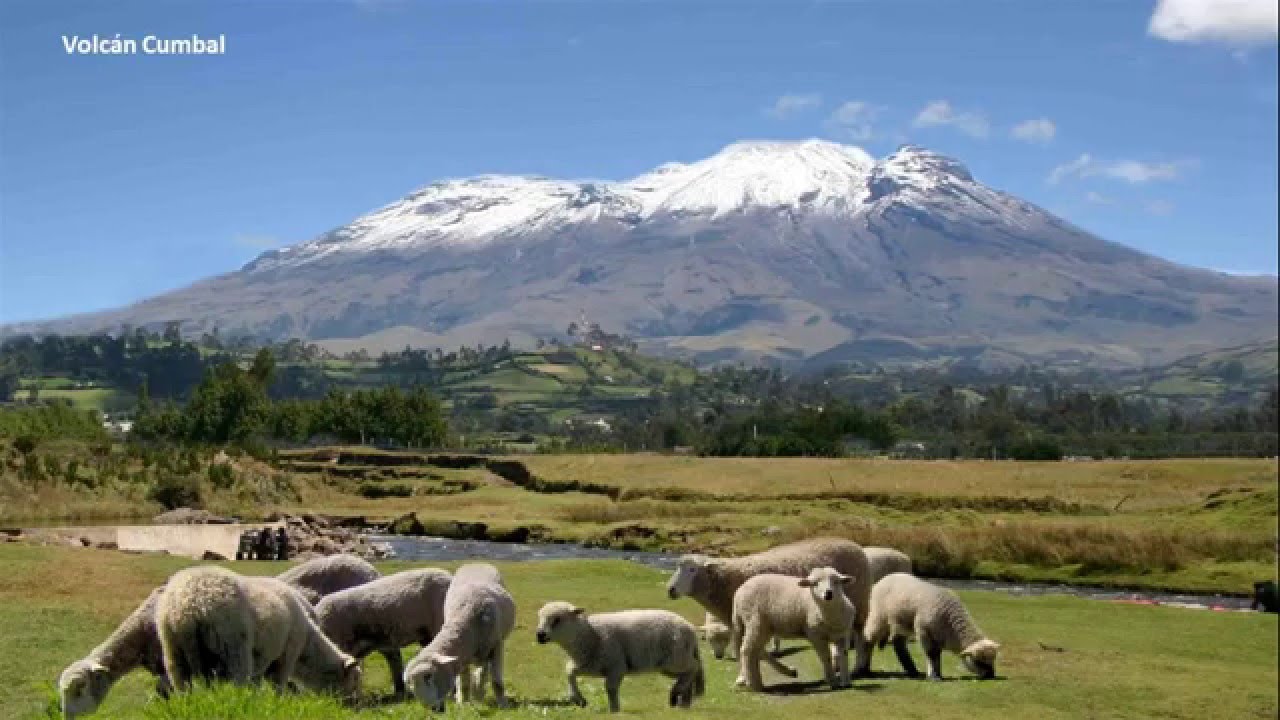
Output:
(389, 512), (426, 536)
(201, 550), (227, 561)
(761, 526), (782, 537)
(153, 508), (232, 525)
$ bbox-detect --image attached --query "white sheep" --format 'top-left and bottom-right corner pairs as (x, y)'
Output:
(157, 566), (361, 696)
(59, 587), (169, 719)
(277, 553), (381, 605)
(403, 563), (515, 712)
(863, 573), (1000, 681)
(277, 553), (408, 692)
(315, 568), (451, 697)
(700, 612), (733, 660)
(864, 546), (913, 583)
(731, 567), (856, 692)
(536, 602), (705, 712)
(666, 537), (872, 673)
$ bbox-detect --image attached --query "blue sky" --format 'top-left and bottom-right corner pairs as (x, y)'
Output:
(1, 0), (1276, 323)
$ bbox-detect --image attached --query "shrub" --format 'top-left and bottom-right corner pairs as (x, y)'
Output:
(207, 462), (235, 489)
(148, 474), (203, 510)
(358, 482), (413, 499)
(13, 435), (38, 455)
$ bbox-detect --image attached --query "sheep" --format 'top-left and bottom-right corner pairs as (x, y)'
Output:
(403, 563), (515, 712)
(277, 554), (381, 606)
(864, 546), (913, 583)
(314, 568), (452, 697)
(157, 566), (361, 696)
(666, 537), (873, 673)
(59, 587), (169, 718)
(863, 572), (1000, 681)
(277, 554), (408, 690)
(536, 602), (705, 712)
(700, 612), (733, 660)
(731, 567), (856, 692)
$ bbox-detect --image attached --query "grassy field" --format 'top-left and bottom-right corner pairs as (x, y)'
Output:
(4, 449), (1276, 594)
(2, 543), (1275, 720)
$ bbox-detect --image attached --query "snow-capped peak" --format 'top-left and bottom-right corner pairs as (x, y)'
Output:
(625, 138), (876, 217)
(249, 139), (988, 272)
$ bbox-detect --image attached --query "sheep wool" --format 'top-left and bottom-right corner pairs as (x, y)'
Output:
(315, 568), (451, 697)
(536, 602), (705, 713)
(666, 537), (873, 672)
(731, 567), (856, 691)
(403, 563), (515, 712)
(864, 572), (1000, 681)
(277, 554), (381, 606)
(59, 587), (169, 719)
(864, 546), (913, 583)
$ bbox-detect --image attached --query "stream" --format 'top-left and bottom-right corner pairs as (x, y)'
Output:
(373, 535), (1257, 612)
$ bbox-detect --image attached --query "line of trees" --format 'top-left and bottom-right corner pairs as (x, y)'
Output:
(134, 350), (447, 449)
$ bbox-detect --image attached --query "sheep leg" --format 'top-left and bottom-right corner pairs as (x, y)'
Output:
(737, 626), (767, 691)
(921, 636), (944, 682)
(456, 663), (473, 704)
(381, 649), (406, 697)
(892, 637), (921, 678)
(488, 646), (510, 708)
(833, 635), (851, 688)
(566, 665), (587, 707)
(850, 632), (872, 679)
(761, 634), (798, 680)
(809, 635), (837, 690)
(604, 672), (624, 713)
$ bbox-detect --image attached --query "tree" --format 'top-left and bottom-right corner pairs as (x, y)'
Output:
(249, 348), (276, 388)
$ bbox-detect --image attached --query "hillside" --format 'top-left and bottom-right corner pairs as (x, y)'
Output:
(7, 140), (1275, 370)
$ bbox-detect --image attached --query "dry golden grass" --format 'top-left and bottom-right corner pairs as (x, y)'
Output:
(519, 455), (1278, 509)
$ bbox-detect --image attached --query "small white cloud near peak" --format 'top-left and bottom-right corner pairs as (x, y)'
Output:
(912, 100), (990, 139)
(1149, 0), (1278, 45)
(767, 93), (823, 119)
(1011, 118), (1057, 144)
(825, 100), (883, 141)
(1048, 154), (1193, 185)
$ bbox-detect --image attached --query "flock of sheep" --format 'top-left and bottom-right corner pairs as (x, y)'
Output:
(58, 537), (1000, 717)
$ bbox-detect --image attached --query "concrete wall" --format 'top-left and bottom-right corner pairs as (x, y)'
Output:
(23, 523), (279, 560)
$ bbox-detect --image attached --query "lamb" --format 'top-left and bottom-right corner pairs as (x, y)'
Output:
(700, 613), (733, 660)
(666, 537), (873, 673)
(536, 602), (705, 713)
(864, 546), (913, 583)
(863, 573), (1000, 681)
(157, 566), (361, 696)
(403, 563), (515, 712)
(315, 568), (452, 697)
(731, 567), (856, 691)
(59, 587), (169, 719)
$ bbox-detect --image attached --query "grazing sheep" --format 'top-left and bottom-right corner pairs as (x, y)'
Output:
(59, 587), (170, 719)
(157, 566), (361, 696)
(315, 568), (452, 697)
(278, 554), (411, 693)
(701, 613), (733, 660)
(864, 573), (1000, 681)
(536, 602), (705, 712)
(403, 564), (515, 712)
(666, 537), (872, 673)
(277, 554), (381, 605)
(864, 546), (913, 583)
(731, 567), (856, 692)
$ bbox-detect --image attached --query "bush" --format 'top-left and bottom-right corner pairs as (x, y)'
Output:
(358, 482), (413, 499)
(207, 462), (235, 489)
(13, 435), (38, 455)
(1009, 437), (1064, 461)
(147, 474), (203, 510)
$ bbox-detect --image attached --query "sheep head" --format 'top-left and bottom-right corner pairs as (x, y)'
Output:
(961, 639), (1000, 679)
(405, 652), (460, 712)
(536, 601), (586, 645)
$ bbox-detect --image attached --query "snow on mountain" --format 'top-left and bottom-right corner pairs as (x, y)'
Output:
(254, 139), (913, 271)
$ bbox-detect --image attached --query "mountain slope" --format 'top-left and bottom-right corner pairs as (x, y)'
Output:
(9, 140), (1277, 369)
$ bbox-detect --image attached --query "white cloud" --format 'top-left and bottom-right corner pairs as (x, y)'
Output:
(1145, 199), (1176, 216)
(1149, 0), (1278, 45)
(1011, 118), (1057, 144)
(1047, 154), (1193, 185)
(1085, 190), (1113, 205)
(825, 100), (883, 141)
(233, 233), (283, 250)
(767, 93), (823, 118)
(912, 100), (990, 139)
